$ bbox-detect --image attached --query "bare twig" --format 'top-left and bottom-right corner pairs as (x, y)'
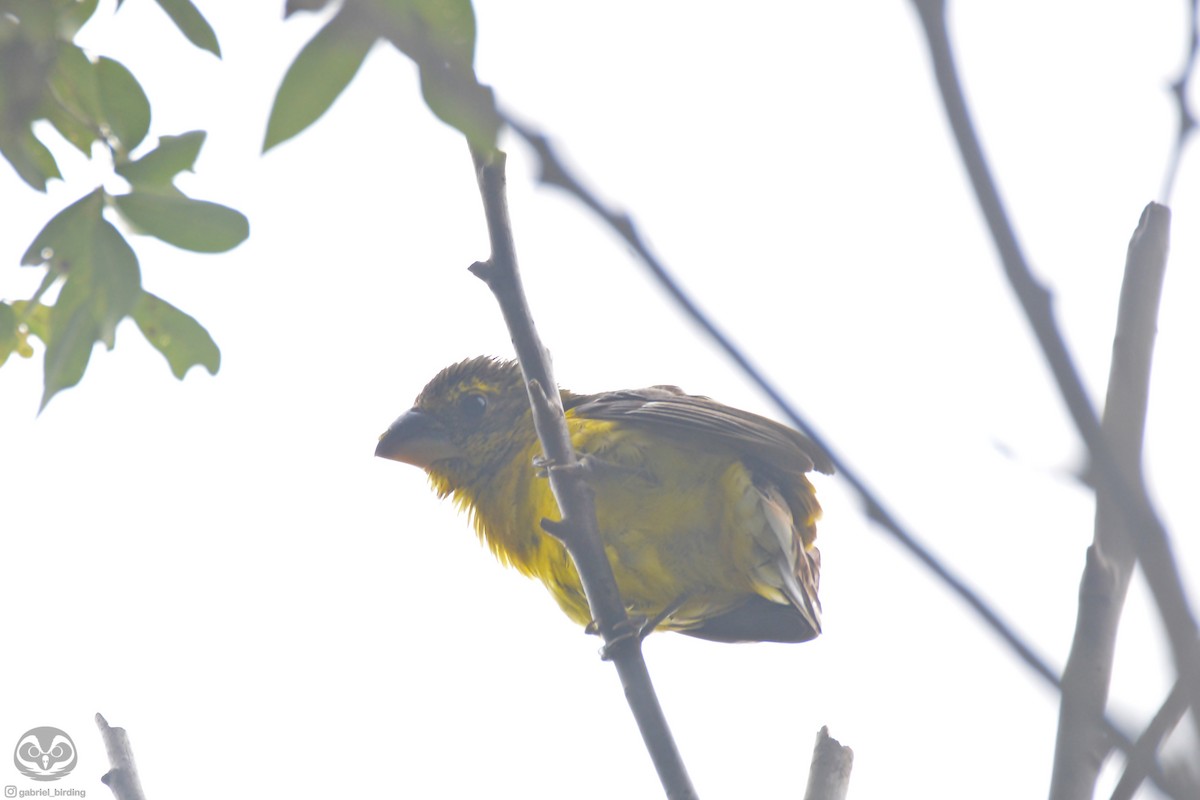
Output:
(910, 0), (1200, 756)
(1162, 0), (1199, 202)
(1110, 680), (1190, 800)
(1050, 204), (1171, 800)
(803, 727), (853, 800)
(96, 713), (147, 800)
(467, 146), (696, 800)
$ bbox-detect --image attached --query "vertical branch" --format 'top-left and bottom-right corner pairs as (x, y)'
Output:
(803, 727), (854, 800)
(1050, 204), (1171, 800)
(467, 146), (697, 800)
(910, 0), (1200, 749)
(96, 714), (147, 800)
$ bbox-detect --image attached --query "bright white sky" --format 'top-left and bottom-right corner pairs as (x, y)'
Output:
(2, 2), (1198, 798)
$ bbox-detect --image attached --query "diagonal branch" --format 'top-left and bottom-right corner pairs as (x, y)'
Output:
(910, 0), (1200, 756)
(1110, 680), (1191, 800)
(1162, 0), (1199, 202)
(467, 145), (696, 800)
(501, 115), (1180, 797)
(506, 113), (1054, 691)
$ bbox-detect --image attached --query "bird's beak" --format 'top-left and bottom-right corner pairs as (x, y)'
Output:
(375, 409), (462, 468)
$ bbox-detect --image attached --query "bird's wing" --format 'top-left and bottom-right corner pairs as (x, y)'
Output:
(567, 384), (828, 643)
(565, 386), (834, 477)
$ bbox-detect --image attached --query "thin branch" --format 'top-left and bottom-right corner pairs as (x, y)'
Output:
(910, 0), (1200, 755)
(467, 146), (696, 800)
(1110, 680), (1190, 800)
(1051, 204), (1171, 800)
(96, 713), (146, 800)
(506, 113), (1049, 703)
(501, 116), (1177, 795)
(1162, 0), (1199, 203)
(803, 727), (853, 800)
(1052, 546), (1125, 799)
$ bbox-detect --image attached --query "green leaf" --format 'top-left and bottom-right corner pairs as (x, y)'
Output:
(89, 220), (142, 346)
(2, 3), (55, 43)
(381, 0), (477, 69)
(58, 0), (102, 37)
(96, 57), (151, 152)
(153, 0), (221, 57)
(41, 91), (99, 155)
(0, 27), (56, 124)
(133, 291), (220, 378)
(0, 128), (63, 191)
(47, 41), (103, 130)
(284, 0), (334, 17)
(374, 0), (499, 150)
(36, 219), (142, 410)
(12, 301), (52, 345)
(0, 302), (17, 367)
(22, 188), (103, 267)
(24, 132), (64, 182)
(417, 64), (500, 152)
(264, 7), (375, 152)
(41, 282), (100, 411)
(113, 190), (249, 252)
(110, 136), (249, 254)
(1, 300), (43, 364)
(115, 130), (206, 188)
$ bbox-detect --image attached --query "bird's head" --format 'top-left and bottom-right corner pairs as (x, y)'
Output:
(375, 357), (535, 497)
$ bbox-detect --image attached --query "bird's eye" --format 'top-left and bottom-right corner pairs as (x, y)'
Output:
(459, 392), (487, 419)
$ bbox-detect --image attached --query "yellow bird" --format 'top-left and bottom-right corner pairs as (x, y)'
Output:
(375, 357), (833, 643)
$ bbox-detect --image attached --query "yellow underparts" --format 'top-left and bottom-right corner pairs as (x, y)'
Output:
(450, 416), (818, 632)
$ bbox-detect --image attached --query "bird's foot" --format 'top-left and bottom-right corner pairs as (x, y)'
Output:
(596, 616), (649, 661)
(532, 453), (592, 478)
(593, 596), (691, 659)
(533, 453), (655, 484)
(531, 453), (557, 478)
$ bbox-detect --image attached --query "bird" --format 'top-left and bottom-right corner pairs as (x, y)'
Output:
(375, 356), (833, 643)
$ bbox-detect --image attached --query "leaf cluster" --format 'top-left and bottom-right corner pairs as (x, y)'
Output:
(264, 0), (499, 153)
(0, 0), (241, 409)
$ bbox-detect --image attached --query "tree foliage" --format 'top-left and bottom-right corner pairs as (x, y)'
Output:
(0, 0), (241, 409)
(1, 0), (499, 410)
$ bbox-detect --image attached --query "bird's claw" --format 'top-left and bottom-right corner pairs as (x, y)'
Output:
(596, 616), (651, 660)
(532, 452), (602, 479)
(588, 593), (693, 658)
(532, 452), (590, 478)
(534, 453), (657, 487)
(532, 453), (554, 478)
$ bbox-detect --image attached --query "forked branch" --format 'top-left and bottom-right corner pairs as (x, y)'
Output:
(911, 0), (1200, 763)
(1051, 204), (1171, 800)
